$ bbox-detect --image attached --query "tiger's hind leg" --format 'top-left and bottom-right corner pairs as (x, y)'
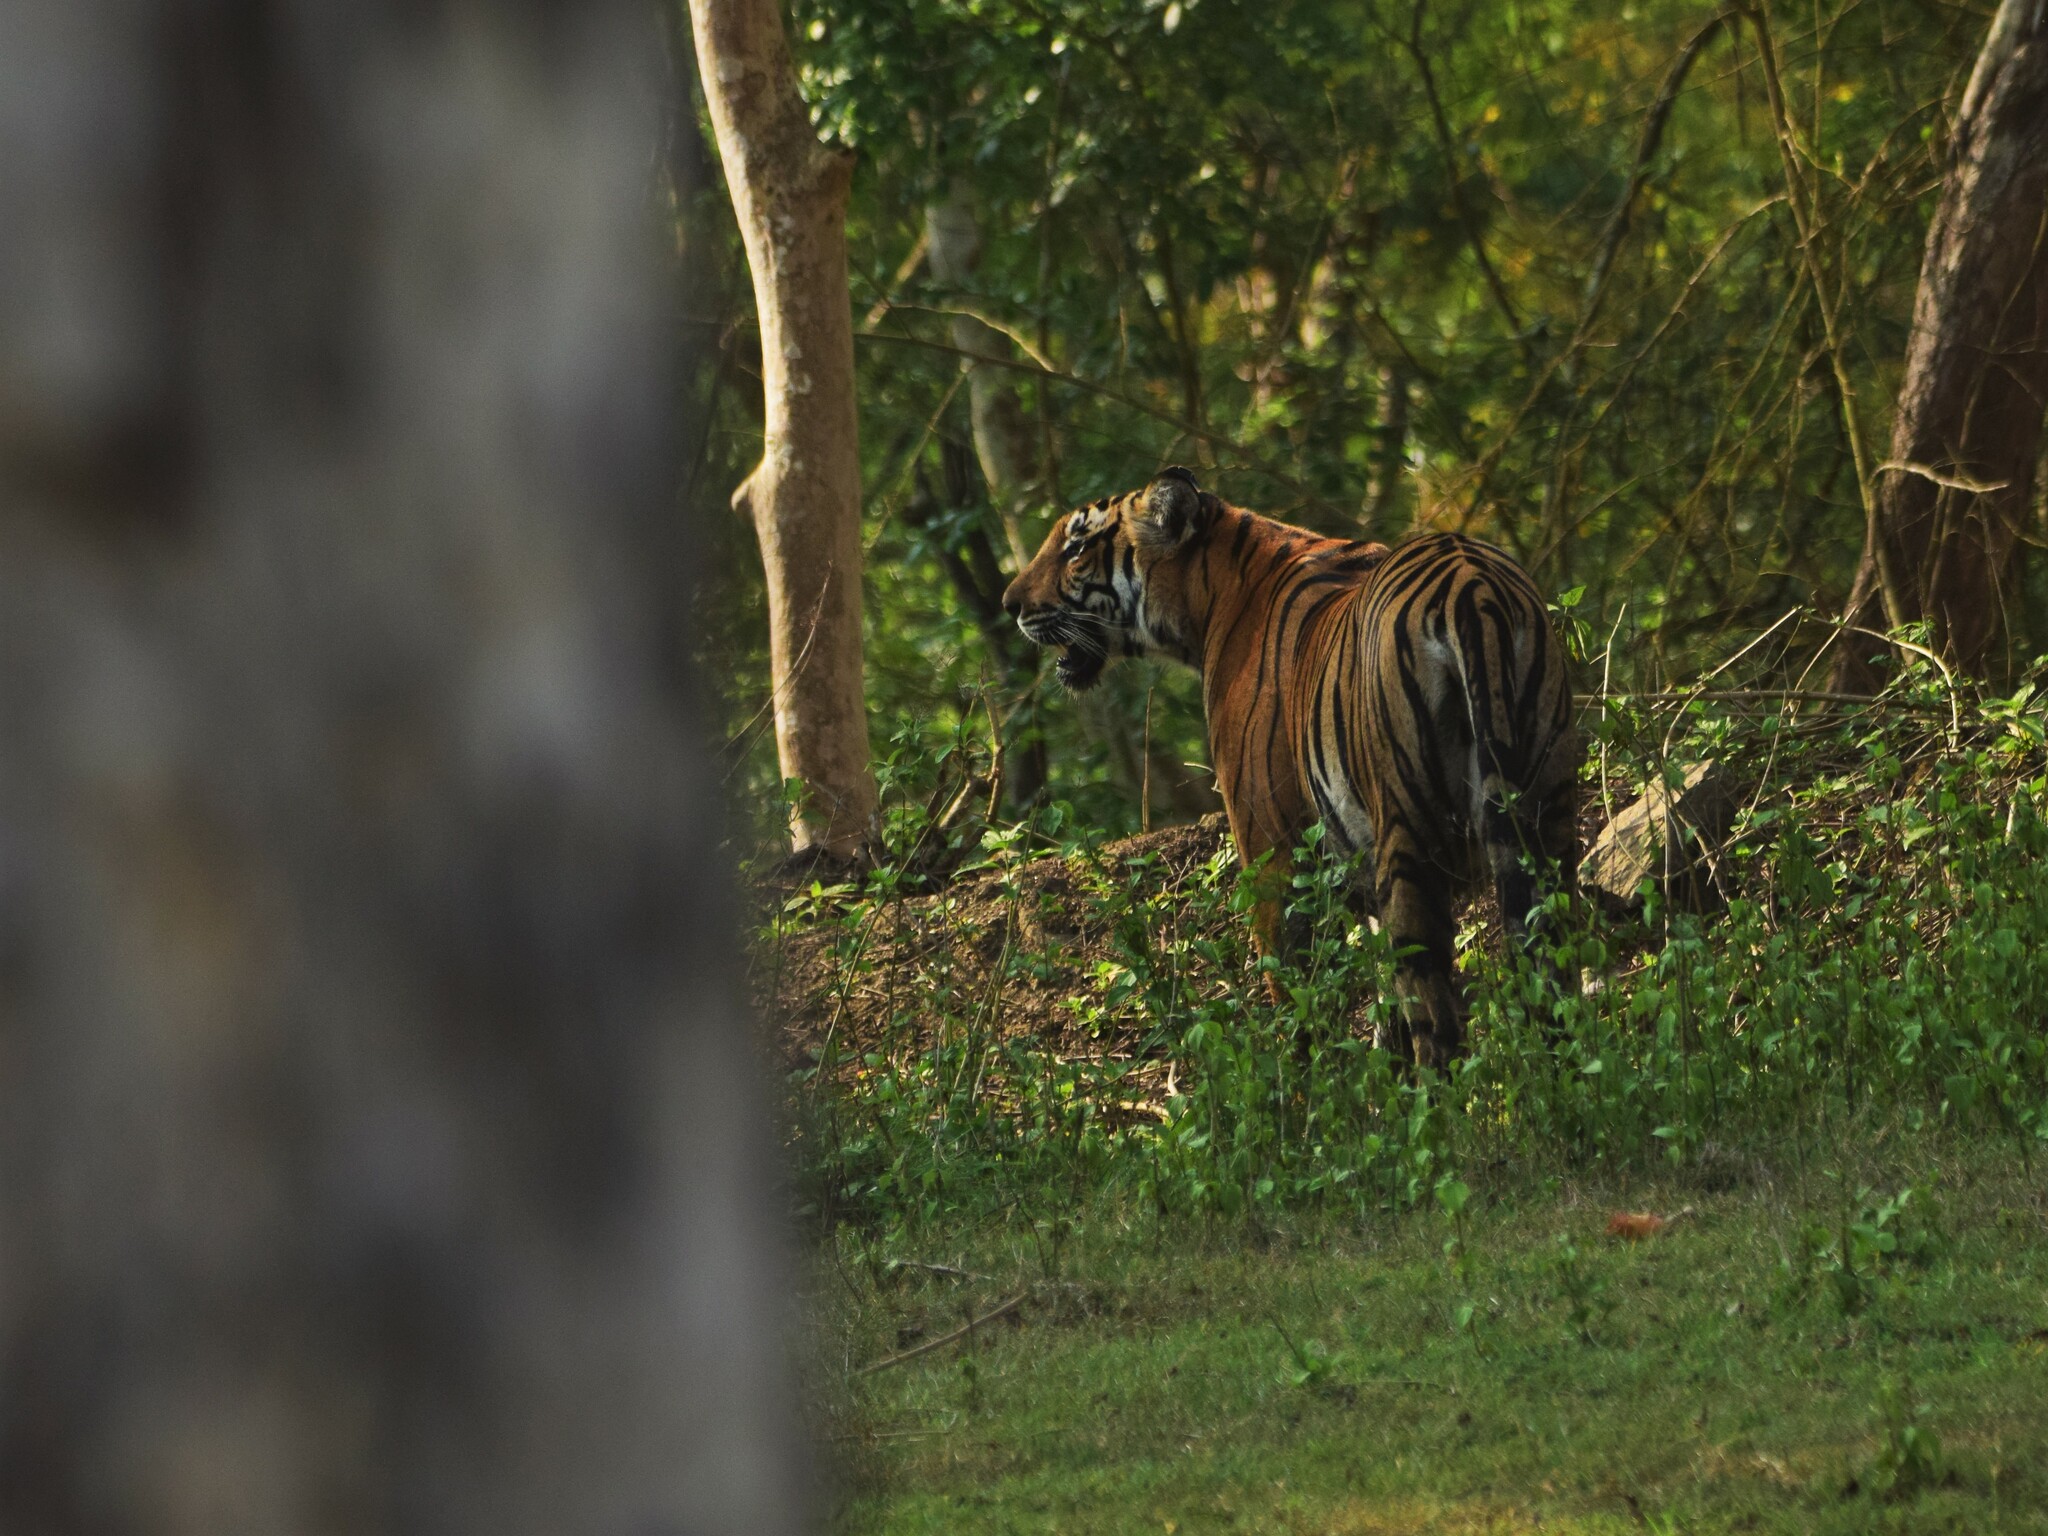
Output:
(1532, 768), (1580, 920)
(1480, 785), (1545, 942)
(1485, 807), (1539, 945)
(1345, 870), (1415, 1066)
(1373, 821), (1463, 1069)
(1479, 752), (1579, 934)
(1480, 771), (1580, 1032)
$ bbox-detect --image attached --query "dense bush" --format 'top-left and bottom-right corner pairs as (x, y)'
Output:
(776, 661), (2048, 1231)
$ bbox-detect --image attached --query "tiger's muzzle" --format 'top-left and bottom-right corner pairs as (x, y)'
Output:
(1008, 604), (1110, 691)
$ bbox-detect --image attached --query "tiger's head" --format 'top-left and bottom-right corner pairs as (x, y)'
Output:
(1001, 466), (1218, 690)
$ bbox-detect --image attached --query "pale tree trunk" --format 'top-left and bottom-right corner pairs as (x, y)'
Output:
(0, 3), (805, 1532)
(1840, 0), (2048, 677)
(925, 183), (1041, 568)
(693, 0), (877, 857)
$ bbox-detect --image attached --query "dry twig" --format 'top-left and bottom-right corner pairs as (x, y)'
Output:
(856, 1293), (1027, 1376)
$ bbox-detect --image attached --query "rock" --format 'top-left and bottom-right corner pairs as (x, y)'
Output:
(1583, 761), (1734, 912)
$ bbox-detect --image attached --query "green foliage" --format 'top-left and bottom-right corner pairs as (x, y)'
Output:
(779, 679), (2048, 1236)
(682, 0), (2042, 842)
(1272, 1321), (1345, 1391)
(1869, 1375), (1947, 1501)
(1780, 1182), (1944, 1317)
(1548, 1232), (1612, 1343)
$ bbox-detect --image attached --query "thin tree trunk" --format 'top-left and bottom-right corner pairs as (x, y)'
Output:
(693, 0), (877, 857)
(918, 189), (1052, 808)
(1840, 0), (2048, 678)
(1154, 221), (1209, 449)
(1076, 682), (1221, 825)
(0, 2), (805, 1531)
(1367, 362), (1412, 533)
(926, 183), (1042, 569)
(902, 441), (1049, 808)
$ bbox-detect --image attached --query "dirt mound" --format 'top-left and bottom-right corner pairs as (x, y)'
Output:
(762, 783), (1641, 1073)
(753, 761), (1662, 1073)
(755, 793), (1620, 1072)
(758, 814), (1234, 1070)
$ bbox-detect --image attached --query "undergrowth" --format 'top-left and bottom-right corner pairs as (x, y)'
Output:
(771, 654), (2048, 1234)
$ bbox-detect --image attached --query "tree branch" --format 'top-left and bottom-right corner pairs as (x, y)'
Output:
(1580, 13), (1731, 330)
(855, 328), (1348, 522)
(857, 1294), (1026, 1376)
(1402, 0), (1532, 358)
(1736, 2), (1906, 635)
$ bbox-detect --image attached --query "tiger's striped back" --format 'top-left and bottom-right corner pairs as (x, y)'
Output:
(1331, 533), (1575, 874)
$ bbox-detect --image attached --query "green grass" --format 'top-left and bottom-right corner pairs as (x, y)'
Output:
(780, 677), (2048, 1529)
(815, 1135), (2048, 1534)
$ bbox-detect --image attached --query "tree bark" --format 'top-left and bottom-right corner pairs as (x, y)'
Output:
(1078, 684), (1222, 824)
(1841, 0), (2048, 677)
(693, 0), (878, 856)
(1367, 362), (1412, 533)
(925, 183), (1042, 568)
(903, 438), (1049, 808)
(0, 3), (806, 1531)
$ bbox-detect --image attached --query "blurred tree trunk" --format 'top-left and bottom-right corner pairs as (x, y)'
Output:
(926, 184), (1041, 569)
(0, 3), (806, 1532)
(1839, 0), (2048, 679)
(1076, 682), (1222, 827)
(692, 0), (877, 858)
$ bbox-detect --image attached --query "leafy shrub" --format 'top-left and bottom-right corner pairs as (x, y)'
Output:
(1868, 1375), (1946, 1499)
(779, 659), (2048, 1233)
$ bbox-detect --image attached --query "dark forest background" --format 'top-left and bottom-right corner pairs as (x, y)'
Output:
(677, 0), (2045, 848)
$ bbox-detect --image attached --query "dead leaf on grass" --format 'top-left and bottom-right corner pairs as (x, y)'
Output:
(1606, 1204), (1697, 1241)
(1607, 1211), (1668, 1241)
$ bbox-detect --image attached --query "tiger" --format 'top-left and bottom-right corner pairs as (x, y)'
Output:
(1001, 466), (1579, 1066)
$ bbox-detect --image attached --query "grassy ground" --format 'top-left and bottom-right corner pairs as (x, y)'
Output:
(812, 1133), (2048, 1534)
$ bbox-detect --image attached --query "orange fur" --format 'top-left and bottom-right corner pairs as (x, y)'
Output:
(1004, 468), (1580, 1064)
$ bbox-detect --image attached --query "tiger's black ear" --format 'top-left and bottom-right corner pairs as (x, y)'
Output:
(1140, 466), (1214, 548)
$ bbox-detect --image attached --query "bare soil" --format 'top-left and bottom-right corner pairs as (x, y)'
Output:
(758, 814), (1236, 1070)
(757, 790), (1619, 1073)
